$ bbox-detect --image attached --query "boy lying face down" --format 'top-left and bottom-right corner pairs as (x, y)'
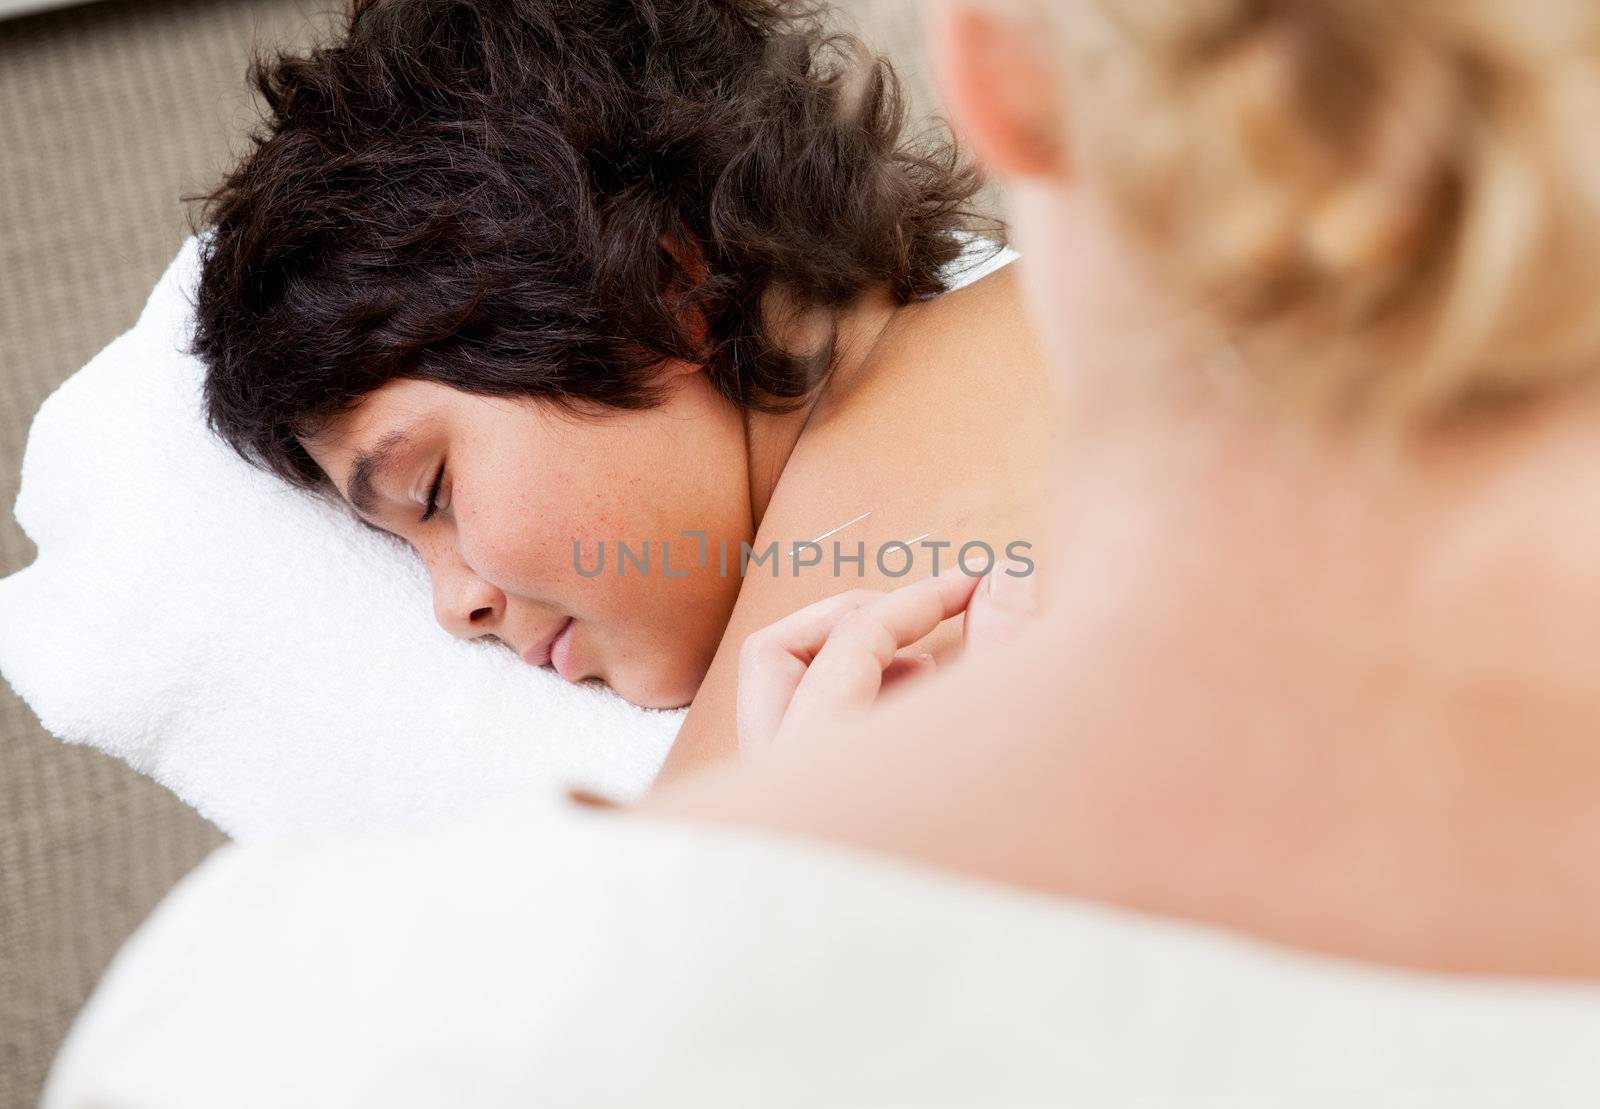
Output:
(187, 0), (1059, 765)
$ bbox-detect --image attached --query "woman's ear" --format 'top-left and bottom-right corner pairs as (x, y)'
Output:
(928, 2), (1069, 180)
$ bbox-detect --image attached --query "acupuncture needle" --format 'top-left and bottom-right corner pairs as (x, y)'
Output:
(807, 511), (936, 547)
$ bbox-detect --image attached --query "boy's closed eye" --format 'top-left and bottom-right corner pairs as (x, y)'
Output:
(419, 460), (447, 524)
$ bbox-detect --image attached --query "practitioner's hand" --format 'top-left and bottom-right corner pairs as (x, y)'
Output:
(735, 561), (1039, 756)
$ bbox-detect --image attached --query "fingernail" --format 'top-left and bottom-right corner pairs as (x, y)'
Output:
(987, 557), (1037, 613)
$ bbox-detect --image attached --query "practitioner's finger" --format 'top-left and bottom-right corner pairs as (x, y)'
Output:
(879, 652), (936, 696)
(775, 571), (981, 744)
(811, 570), (979, 676)
(741, 588), (888, 665)
(736, 589), (885, 755)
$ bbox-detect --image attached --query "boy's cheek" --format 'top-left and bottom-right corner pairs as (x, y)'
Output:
(594, 581), (729, 705)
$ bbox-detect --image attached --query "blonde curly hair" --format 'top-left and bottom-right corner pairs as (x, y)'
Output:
(1008, 0), (1600, 427)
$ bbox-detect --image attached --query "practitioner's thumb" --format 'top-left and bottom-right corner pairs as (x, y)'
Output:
(962, 556), (1039, 651)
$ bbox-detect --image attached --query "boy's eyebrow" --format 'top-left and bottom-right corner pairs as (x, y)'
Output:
(345, 419), (425, 520)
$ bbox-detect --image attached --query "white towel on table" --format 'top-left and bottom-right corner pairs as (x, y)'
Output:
(0, 231), (1018, 841)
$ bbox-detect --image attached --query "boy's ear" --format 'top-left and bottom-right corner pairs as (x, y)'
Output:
(659, 229), (711, 357)
(659, 228), (709, 286)
(928, 2), (1070, 180)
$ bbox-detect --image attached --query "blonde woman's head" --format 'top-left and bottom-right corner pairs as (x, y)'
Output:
(930, 0), (1600, 432)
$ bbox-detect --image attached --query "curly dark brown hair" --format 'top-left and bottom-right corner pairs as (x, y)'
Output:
(183, 0), (1001, 497)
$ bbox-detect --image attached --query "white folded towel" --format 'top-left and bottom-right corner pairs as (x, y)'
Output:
(0, 231), (1017, 841)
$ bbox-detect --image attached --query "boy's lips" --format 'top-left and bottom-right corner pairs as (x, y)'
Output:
(520, 616), (574, 670)
(549, 617), (580, 683)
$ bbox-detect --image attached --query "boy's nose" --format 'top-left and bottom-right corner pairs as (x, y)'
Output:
(431, 560), (505, 642)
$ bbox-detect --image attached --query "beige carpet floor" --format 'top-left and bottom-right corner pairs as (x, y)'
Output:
(4, 1), (358, 1103)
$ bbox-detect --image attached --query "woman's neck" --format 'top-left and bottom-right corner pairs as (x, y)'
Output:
(1039, 170), (1600, 816)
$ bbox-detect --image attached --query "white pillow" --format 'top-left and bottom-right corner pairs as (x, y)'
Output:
(0, 232), (1018, 841)
(0, 233), (683, 840)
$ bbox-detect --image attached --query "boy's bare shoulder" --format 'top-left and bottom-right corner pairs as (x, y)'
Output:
(825, 261), (1040, 416)
(795, 262), (1055, 503)
(745, 259), (1057, 608)
(655, 263), (1054, 779)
